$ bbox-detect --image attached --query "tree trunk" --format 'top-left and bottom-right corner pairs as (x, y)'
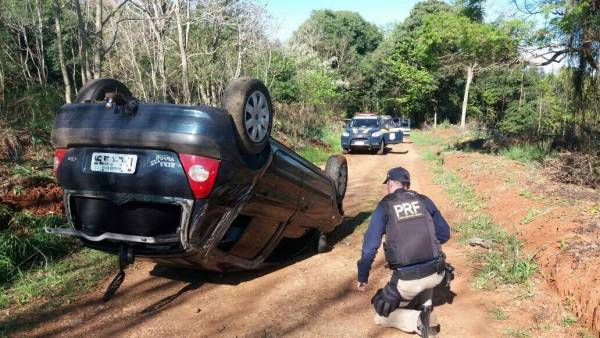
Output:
(434, 106), (438, 128)
(93, 0), (103, 79)
(234, 25), (243, 78)
(35, 0), (47, 84)
(53, 0), (72, 103)
(537, 97), (543, 135)
(460, 63), (475, 128)
(74, 0), (89, 84)
(0, 65), (5, 105)
(175, 0), (190, 104)
(518, 70), (524, 109)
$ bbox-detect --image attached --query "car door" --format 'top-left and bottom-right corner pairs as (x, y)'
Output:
(383, 118), (403, 144)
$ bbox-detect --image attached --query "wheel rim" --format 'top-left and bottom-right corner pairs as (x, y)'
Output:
(244, 90), (270, 143)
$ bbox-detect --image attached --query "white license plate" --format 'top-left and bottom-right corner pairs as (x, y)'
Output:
(90, 152), (138, 174)
(354, 141), (365, 145)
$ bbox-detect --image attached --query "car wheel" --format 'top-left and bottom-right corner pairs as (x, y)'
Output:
(325, 155), (348, 202)
(222, 77), (273, 155)
(342, 148), (349, 154)
(74, 78), (133, 103)
(377, 141), (385, 155)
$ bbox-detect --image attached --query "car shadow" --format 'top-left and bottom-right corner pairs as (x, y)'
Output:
(327, 211), (372, 247)
(144, 211), (374, 313)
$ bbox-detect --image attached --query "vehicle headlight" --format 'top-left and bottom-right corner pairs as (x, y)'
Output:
(371, 131), (382, 137)
(342, 131), (350, 137)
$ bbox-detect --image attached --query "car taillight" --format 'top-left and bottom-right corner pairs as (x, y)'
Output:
(178, 154), (220, 199)
(53, 148), (67, 177)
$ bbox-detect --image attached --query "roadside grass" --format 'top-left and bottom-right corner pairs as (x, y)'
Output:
(410, 130), (444, 147)
(0, 212), (78, 284)
(560, 316), (578, 327)
(414, 130), (537, 289)
(499, 144), (551, 164)
(488, 306), (509, 320)
(520, 208), (543, 225)
(502, 328), (531, 338)
(299, 126), (342, 165)
(0, 156), (116, 334)
(0, 249), (115, 335)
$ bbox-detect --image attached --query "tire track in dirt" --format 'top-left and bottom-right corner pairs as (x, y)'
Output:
(20, 142), (527, 337)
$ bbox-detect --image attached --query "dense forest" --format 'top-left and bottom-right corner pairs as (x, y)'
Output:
(0, 0), (598, 153)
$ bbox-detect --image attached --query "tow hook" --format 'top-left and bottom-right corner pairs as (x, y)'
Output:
(102, 244), (135, 302)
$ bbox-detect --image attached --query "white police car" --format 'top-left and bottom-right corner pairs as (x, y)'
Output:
(341, 113), (403, 155)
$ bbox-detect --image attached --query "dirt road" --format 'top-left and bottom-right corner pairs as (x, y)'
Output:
(21, 142), (528, 337)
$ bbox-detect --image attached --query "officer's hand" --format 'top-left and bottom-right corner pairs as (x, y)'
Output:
(356, 282), (367, 292)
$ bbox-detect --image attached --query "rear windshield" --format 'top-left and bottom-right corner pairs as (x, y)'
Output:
(351, 118), (380, 128)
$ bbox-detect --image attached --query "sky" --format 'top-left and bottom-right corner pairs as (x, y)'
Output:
(262, 0), (516, 42)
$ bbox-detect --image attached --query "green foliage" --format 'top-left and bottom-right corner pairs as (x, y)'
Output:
(0, 249), (115, 335)
(298, 126), (342, 165)
(293, 10), (382, 65)
(410, 130), (444, 147)
(0, 213), (77, 284)
(296, 68), (340, 107)
(499, 144), (549, 164)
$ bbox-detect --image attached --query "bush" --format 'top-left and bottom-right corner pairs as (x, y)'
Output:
(499, 144), (549, 164)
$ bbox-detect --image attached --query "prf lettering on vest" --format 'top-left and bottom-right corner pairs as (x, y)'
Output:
(393, 201), (422, 220)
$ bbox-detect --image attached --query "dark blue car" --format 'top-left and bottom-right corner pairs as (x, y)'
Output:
(341, 113), (403, 155)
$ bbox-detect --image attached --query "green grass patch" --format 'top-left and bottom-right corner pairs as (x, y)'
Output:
(431, 169), (482, 213)
(520, 208), (542, 225)
(488, 306), (509, 320)
(0, 249), (115, 335)
(1, 212), (78, 284)
(410, 130), (444, 147)
(502, 328), (530, 338)
(414, 129), (537, 289)
(560, 316), (577, 327)
(298, 146), (331, 164)
(499, 144), (549, 164)
(298, 126), (342, 165)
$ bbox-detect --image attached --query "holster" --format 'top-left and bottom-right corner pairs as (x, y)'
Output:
(371, 283), (402, 317)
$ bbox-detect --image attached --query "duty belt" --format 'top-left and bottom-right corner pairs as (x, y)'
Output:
(389, 256), (445, 283)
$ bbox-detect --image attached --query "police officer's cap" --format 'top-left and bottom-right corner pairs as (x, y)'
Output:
(383, 167), (410, 184)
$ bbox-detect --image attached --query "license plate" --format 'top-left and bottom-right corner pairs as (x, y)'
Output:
(90, 152), (138, 174)
(354, 140), (365, 145)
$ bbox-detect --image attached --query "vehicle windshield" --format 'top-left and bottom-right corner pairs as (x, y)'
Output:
(351, 118), (380, 128)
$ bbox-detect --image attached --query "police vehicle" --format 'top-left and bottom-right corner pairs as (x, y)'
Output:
(341, 113), (403, 154)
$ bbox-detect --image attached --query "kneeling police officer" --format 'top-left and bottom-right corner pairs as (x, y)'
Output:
(356, 167), (450, 337)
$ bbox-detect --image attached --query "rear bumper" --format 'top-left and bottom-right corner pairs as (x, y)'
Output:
(46, 190), (194, 256)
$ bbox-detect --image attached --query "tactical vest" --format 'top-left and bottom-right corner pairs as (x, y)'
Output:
(382, 190), (441, 268)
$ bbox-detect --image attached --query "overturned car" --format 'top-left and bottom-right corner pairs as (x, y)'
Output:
(48, 77), (347, 296)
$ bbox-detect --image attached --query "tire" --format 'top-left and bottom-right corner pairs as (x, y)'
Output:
(222, 77), (273, 155)
(325, 155), (348, 202)
(342, 148), (349, 154)
(377, 141), (385, 155)
(75, 78), (133, 103)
